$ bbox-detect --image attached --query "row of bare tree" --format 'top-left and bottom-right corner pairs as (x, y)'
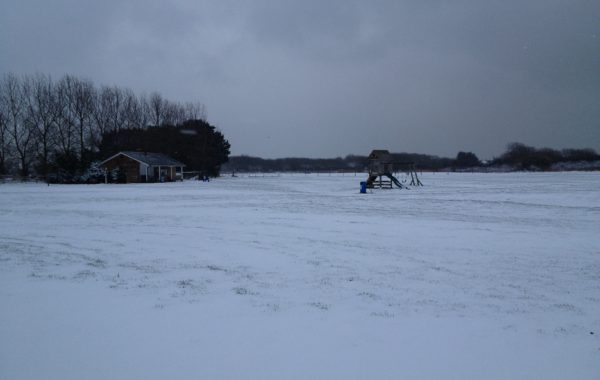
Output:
(0, 73), (206, 177)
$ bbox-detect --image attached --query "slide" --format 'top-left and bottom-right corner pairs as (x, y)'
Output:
(384, 172), (407, 189)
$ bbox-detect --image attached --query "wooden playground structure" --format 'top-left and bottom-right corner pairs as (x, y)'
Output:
(365, 150), (423, 189)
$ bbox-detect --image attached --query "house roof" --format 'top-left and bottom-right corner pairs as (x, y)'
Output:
(101, 151), (185, 167)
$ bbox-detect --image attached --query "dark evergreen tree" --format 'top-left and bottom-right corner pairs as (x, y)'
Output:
(99, 119), (230, 177)
(455, 151), (481, 168)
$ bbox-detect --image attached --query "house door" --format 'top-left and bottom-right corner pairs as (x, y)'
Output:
(154, 167), (169, 182)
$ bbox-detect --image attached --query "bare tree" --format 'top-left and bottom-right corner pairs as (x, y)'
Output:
(106, 86), (125, 132)
(0, 96), (9, 174)
(120, 88), (143, 130)
(138, 94), (151, 129)
(55, 76), (76, 156)
(162, 100), (186, 126)
(91, 86), (114, 147)
(149, 92), (165, 127)
(23, 73), (59, 180)
(1, 73), (35, 176)
(61, 75), (95, 161)
(184, 101), (207, 121)
(91, 85), (127, 149)
(76, 79), (95, 160)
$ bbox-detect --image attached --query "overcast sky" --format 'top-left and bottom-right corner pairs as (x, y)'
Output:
(1, 1), (598, 159)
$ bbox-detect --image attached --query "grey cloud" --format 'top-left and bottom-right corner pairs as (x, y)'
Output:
(1, 0), (598, 158)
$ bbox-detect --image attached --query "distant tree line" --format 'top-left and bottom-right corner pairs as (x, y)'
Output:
(224, 153), (457, 173)
(490, 143), (600, 170)
(0, 72), (231, 181)
(225, 155), (367, 173)
(224, 144), (599, 173)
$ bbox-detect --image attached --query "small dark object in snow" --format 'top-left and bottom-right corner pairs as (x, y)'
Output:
(591, 331), (594, 335)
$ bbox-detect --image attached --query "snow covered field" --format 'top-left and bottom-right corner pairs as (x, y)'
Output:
(1, 172), (599, 379)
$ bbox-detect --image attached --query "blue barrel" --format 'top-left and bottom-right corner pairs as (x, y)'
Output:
(360, 181), (367, 193)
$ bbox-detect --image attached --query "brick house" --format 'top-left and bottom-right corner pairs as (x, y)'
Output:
(100, 151), (185, 183)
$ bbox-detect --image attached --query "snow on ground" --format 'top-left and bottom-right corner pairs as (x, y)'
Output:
(1, 172), (599, 379)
